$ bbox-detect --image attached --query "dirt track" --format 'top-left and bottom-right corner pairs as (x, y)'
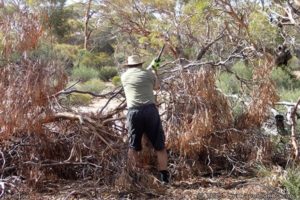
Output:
(74, 97), (123, 114)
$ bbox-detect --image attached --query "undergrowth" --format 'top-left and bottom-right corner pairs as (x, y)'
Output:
(71, 65), (99, 81)
(77, 78), (106, 93)
(69, 93), (93, 105)
(282, 167), (300, 200)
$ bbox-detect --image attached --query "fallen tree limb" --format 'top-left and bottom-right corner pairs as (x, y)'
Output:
(24, 160), (102, 168)
(54, 112), (84, 124)
(102, 117), (126, 125)
(40, 112), (86, 124)
(53, 87), (123, 98)
(275, 101), (300, 107)
(98, 89), (124, 114)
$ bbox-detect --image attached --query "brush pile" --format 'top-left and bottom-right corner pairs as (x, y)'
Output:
(0, 60), (281, 197)
(161, 57), (279, 180)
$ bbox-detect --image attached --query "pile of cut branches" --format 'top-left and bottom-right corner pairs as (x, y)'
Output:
(160, 56), (279, 179)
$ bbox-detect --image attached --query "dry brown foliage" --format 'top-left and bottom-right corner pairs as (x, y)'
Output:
(0, 59), (66, 139)
(165, 67), (234, 157)
(0, 9), (42, 57)
(0, 7), (66, 139)
(159, 62), (277, 177)
(236, 54), (279, 129)
(0, 7), (128, 187)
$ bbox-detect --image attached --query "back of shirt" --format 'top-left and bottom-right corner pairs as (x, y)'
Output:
(121, 67), (155, 108)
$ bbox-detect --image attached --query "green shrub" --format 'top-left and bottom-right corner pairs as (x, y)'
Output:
(279, 89), (300, 102)
(71, 65), (99, 82)
(271, 66), (300, 102)
(255, 164), (272, 178)
(270, 135), (290, 156)
(216, 62), (252, 94)
(97, 52), (114, 66)
(75, 50), (114, 68)
(249, 11), (282, 49)
(271, 67), (294, 90)
(288, 56), (300, 71)
(98, 66), (118, 81)
(232, 62), (252, 80)
(79, 50), (99, 68)
(54, 46), (114, 71)
(54, 43), (79, 62)
(112, 75), (121, 86)
(69, 93), (92, 106)
(282, 167), (300, 200)
(28, 42), (58, 61)
(216, 72), (240, 94)
(232, 100), (246, 121)
(77, 78), (105, 93)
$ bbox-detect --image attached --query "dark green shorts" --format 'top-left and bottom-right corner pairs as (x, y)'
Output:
(126, 104), (165, 151)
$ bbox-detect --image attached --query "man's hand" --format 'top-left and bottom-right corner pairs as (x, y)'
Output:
(147, 58), (161, 71)
(151, 58), (160, 71)
(146, 58), (161, 90)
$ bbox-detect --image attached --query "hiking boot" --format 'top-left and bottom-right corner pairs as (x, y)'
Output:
(159, 170), (170, 184)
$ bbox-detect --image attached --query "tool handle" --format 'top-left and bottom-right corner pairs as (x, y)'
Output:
(146, 44), (166, 70)
(155, 44), (165, 62)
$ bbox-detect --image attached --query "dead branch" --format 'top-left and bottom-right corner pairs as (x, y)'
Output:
(270, 3), (297, 25)
(167, 53), (243, 74)
(275, 101), (300, 107)
(24, 160), (102, 168)
(196, 29), (225, 61)
(98, 88), (124, 114)
(102, 117), (126, 125)
(0, 150), (5, 178)
(41, 112), (98, 126)
(217, 0), (249, 30)
(54, 112), (84, 124)
(53, 87), (123, 98)
(100, 103), (126, 120)
(0, 182), (3, 198)
(290, 97), (300, 160)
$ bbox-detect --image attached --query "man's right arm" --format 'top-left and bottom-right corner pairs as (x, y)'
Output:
(147, 59), (161, 90)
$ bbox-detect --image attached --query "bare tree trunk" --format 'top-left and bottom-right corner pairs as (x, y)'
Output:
(291, 97), (300, 161)
(84, 0), (92, 50)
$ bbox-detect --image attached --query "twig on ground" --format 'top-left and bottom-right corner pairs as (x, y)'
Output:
(24, 160), (102, 168)
(0, 151), (5, 179)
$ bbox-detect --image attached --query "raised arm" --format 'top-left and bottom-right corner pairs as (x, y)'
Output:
(147, 59), (161, 90)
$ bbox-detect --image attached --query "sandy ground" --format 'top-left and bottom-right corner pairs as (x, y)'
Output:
(73, 97), (123, 114)
(73, 84), (124, 114)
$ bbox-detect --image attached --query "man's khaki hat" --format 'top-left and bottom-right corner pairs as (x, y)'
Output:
(123, 55), (144, 67)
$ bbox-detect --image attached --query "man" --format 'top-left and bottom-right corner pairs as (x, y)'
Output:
(121, 55), (169, 184)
